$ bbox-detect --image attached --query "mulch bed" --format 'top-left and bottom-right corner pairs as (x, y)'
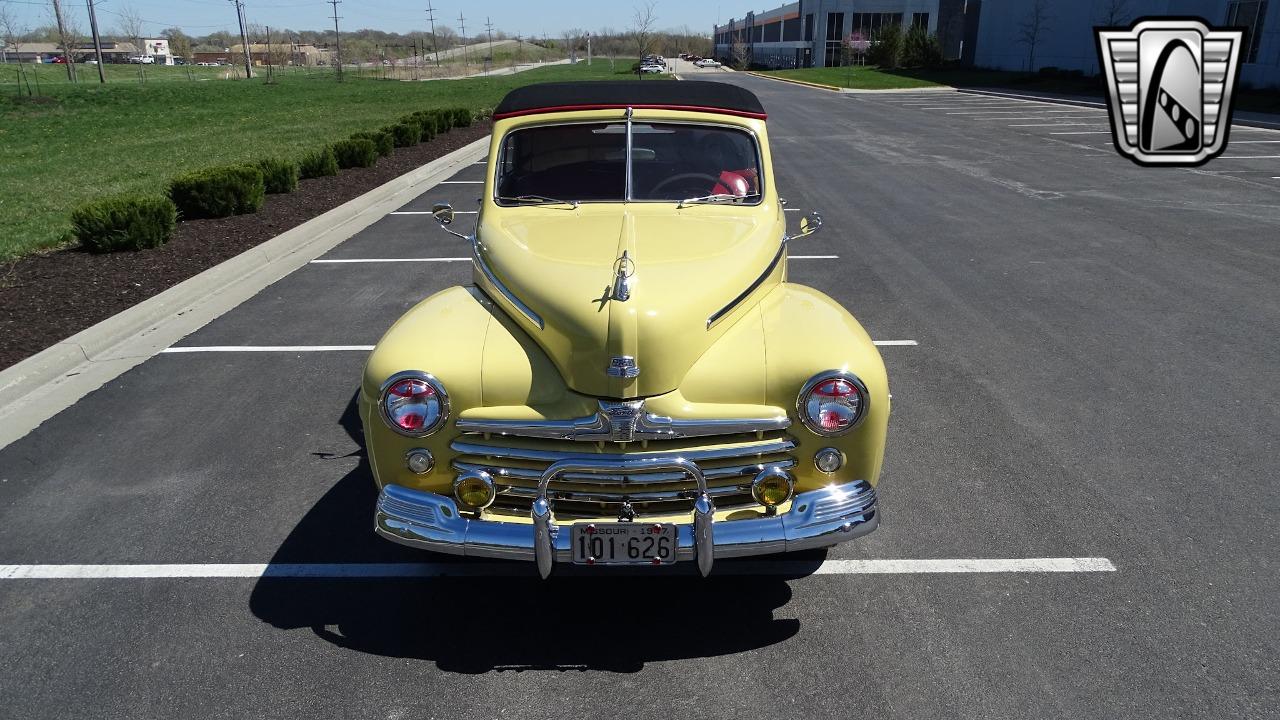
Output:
(0, 121), (492, 371)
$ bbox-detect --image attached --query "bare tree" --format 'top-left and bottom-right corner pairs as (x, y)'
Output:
(1096, 0), (1131, 27)
(49, 0), (80, 81)
(630, 1), (657, 61)
(562, 27), (584, 60)
(1017, 0), (1052, 72)
(731, 39), (750, 69)
(0, 3), (21, 64)
(115, 5), (147, 79)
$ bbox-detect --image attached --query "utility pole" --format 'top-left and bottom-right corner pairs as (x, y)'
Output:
(458, 11), (468, 67)
(329, 0), (342, 80)
(484, 16), (493, 76)
(587, 32), (592, 65)
(425, 1), (440, 67)
(228, 0), (253, 78)
(86, 0), (106, 83)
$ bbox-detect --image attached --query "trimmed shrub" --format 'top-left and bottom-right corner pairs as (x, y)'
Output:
(71, 194), (177, 253)
(299, 146), (339, 179)
(450, 107), (473, 128)
(422, 108), (450, 132)
(168, 165), (265, 219)
(352, 130), (394, 157)
(411, 111), (439, 139)
(901, 26), (943, 68)
(332, 138), (378, 169)
(389, 122), (421, 147)
(257, 157), (299, 194)
(867, 23), (903, 69)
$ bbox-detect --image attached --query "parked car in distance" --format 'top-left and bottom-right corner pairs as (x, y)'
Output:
(196, 61), (218, 67)
(639, 63), (664, 74)
(363, 81), (889, 579)
(128, 55), (155, 64)
(694, 58), (722, 68)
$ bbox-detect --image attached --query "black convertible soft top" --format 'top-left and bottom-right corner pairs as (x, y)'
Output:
(492, 81), (767, 120)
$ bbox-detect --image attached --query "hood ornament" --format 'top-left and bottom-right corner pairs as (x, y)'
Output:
(611, 251), (634, 302)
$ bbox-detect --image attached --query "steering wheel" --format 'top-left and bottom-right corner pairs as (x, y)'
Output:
(649, 172), (723, 197)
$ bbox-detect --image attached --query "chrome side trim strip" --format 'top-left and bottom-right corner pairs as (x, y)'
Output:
(456, 399), (790, 442)
(471, 235), (544, 330)
(706, 239), (786, 329)
(450, 437), (797, 464)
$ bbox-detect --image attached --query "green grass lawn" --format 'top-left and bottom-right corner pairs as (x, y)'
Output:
(760, 65), (948, 89)
(0, 60), (652, 259)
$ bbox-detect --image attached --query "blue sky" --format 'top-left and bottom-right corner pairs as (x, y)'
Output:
(1, 0), (762, 38)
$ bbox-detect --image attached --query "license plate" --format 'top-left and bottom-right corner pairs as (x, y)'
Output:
(571, 522), (677, 565)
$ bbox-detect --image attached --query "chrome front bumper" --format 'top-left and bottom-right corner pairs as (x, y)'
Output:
(374, 468), (878, 578)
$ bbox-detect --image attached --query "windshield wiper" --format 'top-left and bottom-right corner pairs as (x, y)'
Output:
(677, 193), (761, 209)
(496, 194), (580, 209)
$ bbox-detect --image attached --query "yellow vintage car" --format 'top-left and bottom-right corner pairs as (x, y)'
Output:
(360, 81), (888, 577)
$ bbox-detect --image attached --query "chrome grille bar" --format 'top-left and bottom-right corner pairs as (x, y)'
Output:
(450, 436), (796, 464)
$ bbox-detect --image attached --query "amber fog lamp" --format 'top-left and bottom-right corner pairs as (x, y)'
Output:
(379, 371), (449, 437)
(751, 467), (794, 508)
(797, 371), (869, 437)
(454, 470), (496, 509)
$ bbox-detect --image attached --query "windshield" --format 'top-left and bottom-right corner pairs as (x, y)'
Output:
(495, 121), (762, 205)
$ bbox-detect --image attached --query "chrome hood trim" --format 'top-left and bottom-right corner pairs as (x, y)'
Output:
(706, 240), (786, 329)
(456, 399), (791, 443)
(472, 233), (544, 330)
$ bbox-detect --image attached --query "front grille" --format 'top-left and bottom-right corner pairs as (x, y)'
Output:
(450, 432), (796, 520)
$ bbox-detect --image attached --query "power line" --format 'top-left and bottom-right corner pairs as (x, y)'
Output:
(328, 0), (341, 80)
(457, 10), (466, 66)
(424, 0), (438, 67)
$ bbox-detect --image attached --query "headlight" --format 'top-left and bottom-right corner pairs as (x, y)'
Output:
(797, 370), (868, 436)
(379, 371), (449, 436)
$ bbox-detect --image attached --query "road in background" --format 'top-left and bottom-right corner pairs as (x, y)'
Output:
(0, 74), (1276, 718)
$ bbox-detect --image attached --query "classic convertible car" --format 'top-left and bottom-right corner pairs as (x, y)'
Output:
(361, 81), (888, 577)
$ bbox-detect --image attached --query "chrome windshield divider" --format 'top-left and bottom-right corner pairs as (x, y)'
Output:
(469, 233), (544, 330)
(624, 105), (634, 202)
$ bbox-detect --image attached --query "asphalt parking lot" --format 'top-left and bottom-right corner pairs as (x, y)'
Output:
(1, 72), (1277, 719)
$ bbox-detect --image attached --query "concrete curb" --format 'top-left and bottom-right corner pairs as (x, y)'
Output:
(745, 71), (841, 92)
(746, 71), (954, 94)
(0, 135), (491, 451)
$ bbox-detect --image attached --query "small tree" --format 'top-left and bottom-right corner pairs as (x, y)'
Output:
(630, 1), (657, 62)
(49, 0), (79, 81)
(730, 39), (750, 69)
(1018, 0), (1052, 72)
(846, 31), (870, 66)
(162, 27), (193, 62)
(868, 22), (903, 69)
(116, 5), (147, 80)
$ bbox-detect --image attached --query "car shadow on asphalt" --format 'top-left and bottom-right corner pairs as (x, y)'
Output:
(249, 390), (818, 673)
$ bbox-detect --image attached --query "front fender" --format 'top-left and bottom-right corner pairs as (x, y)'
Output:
(680, 283), (889, 492)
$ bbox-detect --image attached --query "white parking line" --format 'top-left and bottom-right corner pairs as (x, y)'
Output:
(980, 116), (1102, 122)
(390, 210), (477, 215)
(162, 340), (917, 352)
(440, 180), (483, 184)
(162, 346), (375, 353)
(1009, 122), (1108, 127)
(310, 258), (470, 263)
(1050, 131), (1113, 134)
(1227, 140), (1280, 143)
(945, 109), (1102, 115)
(1219, 155), (1280, 159)
(309, 256), (840, 264)
(0, 557), (1116, 579)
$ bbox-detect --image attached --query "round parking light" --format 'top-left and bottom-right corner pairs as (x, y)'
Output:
(405, 449), (435, 475)
(814, 447), (844, 474)
(751, 466), (794, 508)
(454, 470), (496, 509)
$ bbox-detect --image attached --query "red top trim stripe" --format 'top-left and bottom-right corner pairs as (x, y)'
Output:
(492, 103), (768, 121)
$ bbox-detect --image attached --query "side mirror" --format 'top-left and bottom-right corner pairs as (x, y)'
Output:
(788, 211), (823, 241)
(430, 202), (469, 240)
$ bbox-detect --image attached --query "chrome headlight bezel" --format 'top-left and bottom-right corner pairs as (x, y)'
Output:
(796, 370), (870, 437)
(379, 370), (451, 437)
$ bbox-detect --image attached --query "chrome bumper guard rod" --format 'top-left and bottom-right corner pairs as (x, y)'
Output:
(532, 457), (714, 579)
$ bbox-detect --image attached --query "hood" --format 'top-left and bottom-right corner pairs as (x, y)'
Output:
(476, 205), (783, 398)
